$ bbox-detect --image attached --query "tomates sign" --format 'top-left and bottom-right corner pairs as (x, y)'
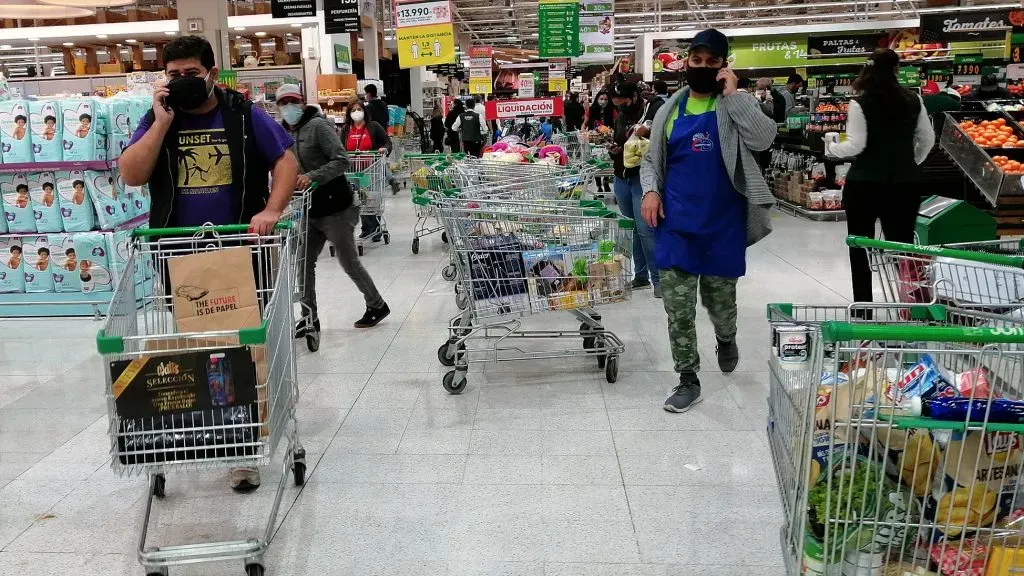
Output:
(484, 98), (565, 120)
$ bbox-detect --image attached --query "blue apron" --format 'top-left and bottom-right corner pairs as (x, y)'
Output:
(655, 94), (747, 278)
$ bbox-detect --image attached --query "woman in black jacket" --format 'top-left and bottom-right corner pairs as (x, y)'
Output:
(429, 103), (446, 153)
(339, 100), (393, 240)
(444, 99), (464, 153)
(584, 90), (615, 193)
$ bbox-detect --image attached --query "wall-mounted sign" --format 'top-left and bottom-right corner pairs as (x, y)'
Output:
(468, 46), (493, 94)
(484, 97), (565, 120)
(324, 0), (360, 34)
(271, 0), (315, 18)
(807, 34), (887, 57)
(335, 43), (352, 73)
(921, 11), (1012, 42)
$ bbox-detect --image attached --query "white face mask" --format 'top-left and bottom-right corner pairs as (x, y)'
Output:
(350, 110), (365, 123)
(280, 104), (304, 125)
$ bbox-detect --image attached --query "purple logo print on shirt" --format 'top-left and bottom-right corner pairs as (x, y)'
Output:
(691, 132), (714, 153)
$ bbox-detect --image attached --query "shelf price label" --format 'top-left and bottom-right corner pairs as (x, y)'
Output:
(1013, 44), (1024, 64)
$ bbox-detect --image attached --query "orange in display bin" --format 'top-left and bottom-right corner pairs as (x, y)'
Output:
(959, 117), (1024, 149)
(986, 544), (1024, 575)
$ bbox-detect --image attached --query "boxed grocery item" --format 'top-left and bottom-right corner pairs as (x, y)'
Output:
(465, 234), (529, 302)
(75, 231), (113, 293)
(0, 173), (36, 233)
(54, 170), (96, 232)
(0, 236), (25, 293)
(22, 235), (54, 293)
(85, 169), (129, 229)
(0, 99), (33, 164)
(29, 100), (62, 162)
(49, 233), (81, 293)
(61, 98), (102, 162)
(28, 171), (62, 233)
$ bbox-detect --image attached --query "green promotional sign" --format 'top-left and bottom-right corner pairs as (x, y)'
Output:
(898, 66), (922, 87)
(538, 0), (580, 58)
(335, 43), (352, 72)
(728, 35), (866, 68)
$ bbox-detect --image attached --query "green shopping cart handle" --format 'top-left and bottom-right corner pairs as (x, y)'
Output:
(820, 321), (1024, 344)
(97, 323), (267, 355)
(845, 235), (1024, 268)
(587, 158), (612, 170)
(405, 153), (467, 161)
(133, 222), (293, 238)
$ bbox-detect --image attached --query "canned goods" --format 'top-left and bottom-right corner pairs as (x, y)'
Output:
(773, 323), (811, 369)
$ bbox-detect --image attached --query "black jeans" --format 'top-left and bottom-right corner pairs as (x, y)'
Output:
(463, 140), (483, 157)
(844, 179), (921, 303)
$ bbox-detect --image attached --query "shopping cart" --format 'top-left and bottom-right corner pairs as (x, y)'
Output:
(350, 152), (391, 255)
(406, 153), (461, 255)
(434, 196), (634, 393)
(552, 130), (593, 166)
(283, 182), (321, 352)
(767, 301), (1024, 576)
(444, 156), (607, 201)
(95, 224), (304, 576)
(847, 235), (1024, 311)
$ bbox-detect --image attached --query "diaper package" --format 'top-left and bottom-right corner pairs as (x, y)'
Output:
(92, 99), (109, 162)
(22, 235), (54, 293)
(29, 100), (62, 162)
(1, 173), (37, 233)
(107, 229), (141, 288)
(106, 97), (132, 160)
(0, 99), (33, 164)
(85, 170), (128, 229)
(28, 171), (62, 233)
(49, 233), (81, 293)
(54, 170), (95, 232)
(74, 231), (113, 293)
(112, 168), (144, 221)
(61, 98), (101, 162)
(0, 236), (25, 293)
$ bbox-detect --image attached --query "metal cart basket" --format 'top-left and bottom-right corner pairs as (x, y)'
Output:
(434, 196), (634, 394)
(848, 235), (1024, 312)
(284, 183), (320, 352)
(349, 153), (391, 255)
(767, 302), (1024, 576)
(95, 224), (305, 576)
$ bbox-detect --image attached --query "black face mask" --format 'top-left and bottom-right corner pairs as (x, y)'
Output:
(167, 74), (212, 111)
(686, 66), (722, 95)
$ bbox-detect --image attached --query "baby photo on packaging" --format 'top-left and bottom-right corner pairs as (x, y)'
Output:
(1, 173), (37, 233)
(85, 170), (128, 229)
(0, 236), (26, 293)
(50, 233), (81, 293)
(22, 235), (54, 293)
(54, 170), (96, 232)
(61, 99), (99, 162)
(29, 171), (62, 233)
(0, 99), (34, 164)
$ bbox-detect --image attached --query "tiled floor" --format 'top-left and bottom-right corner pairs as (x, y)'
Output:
(0, 183), (853, 575)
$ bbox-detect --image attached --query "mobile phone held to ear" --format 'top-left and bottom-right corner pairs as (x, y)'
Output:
(716, 78), (726, 94)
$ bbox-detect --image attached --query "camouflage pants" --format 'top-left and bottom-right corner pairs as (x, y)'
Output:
(660, 268), (738, 374)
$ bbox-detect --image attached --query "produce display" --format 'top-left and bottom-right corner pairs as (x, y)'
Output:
(988, 155), (1024, 175)
(956, 118), (1024, 149)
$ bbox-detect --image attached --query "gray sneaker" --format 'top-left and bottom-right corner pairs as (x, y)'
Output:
(230, 467), (261, 493)
(653, 284), (663, 299)
(664, 375), (702, 413)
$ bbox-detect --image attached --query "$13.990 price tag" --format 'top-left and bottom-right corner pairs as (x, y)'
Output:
(395, 0), (451, 27)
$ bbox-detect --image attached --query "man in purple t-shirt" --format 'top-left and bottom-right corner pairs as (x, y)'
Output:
(121, 35), (297, 236)
(120, 36), (298, 494)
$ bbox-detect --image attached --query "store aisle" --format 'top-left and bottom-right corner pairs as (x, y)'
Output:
(0, 192), (852, 575)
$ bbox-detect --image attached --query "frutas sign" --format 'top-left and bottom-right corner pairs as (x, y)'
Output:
(484, 98), (565, 120)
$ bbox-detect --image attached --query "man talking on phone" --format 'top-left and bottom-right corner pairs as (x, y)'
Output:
(120, 36), (298, 493)
(120, 35), (298, 237)
(638, 28), (776, 414)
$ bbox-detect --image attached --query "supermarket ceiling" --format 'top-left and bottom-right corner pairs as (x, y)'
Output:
(447, 0), (1015, 54)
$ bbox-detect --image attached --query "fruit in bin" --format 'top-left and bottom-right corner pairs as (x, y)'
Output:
(991, 155), (1024, 174)
(959, 118), (1024, 149)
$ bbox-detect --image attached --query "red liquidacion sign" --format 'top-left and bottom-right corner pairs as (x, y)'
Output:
(485, 98), (564, 120)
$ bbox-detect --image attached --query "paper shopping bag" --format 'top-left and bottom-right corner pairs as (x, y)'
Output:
(167, 246), (260, 335)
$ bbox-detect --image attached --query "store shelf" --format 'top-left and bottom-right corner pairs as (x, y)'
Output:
(774, 196), (846, 222)
(0, 160), (115, 174)
(0, 290), (112, 319)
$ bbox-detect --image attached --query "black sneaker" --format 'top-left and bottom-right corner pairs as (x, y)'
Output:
(664, 374), (702, 413)
(631, 278), (652, 290)
(390, 179), (401, 195)
(354, 303), (390, 328)
(372, 232), (383, 243)
(716, 338), (739, 373)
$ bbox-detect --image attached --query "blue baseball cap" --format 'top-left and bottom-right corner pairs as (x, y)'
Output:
(689, 28), (729, 59)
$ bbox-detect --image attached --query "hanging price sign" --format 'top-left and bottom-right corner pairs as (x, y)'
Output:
(395, 0), (451, 27)
(395, 0), (457, 69)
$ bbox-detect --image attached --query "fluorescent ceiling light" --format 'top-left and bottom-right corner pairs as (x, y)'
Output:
(125, 39), (137, 44)
(164, 31), (177, 36)
(0, 0), (94, 18)
(234, 27), (246, 31)
(62, 42), (74, 47)
(255, 31), (267, 37)
(96, 34), (107, 39)
(28, 38), (39, 42)
(0, 45), (10, 50)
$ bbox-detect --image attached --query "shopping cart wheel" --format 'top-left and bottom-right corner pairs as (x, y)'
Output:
(412, 238), (420, 254)
(245, 563), (265, 576)
(441, 231), (448, 244)
(438, 341), (457, 367)
(152, 474), (166, 499)
(441, 264), (457, 281)
(580, 323), (596, 351)
(605, 355), (619, 383)
(384, 232), (391, 245)
(442, 370), (467, 395)
(306, 329), (321, 352)
(358, 244), (364, 257)
(456, 291), (469, 310)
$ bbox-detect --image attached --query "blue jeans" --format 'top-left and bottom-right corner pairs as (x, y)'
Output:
(614, 174), (658, 286)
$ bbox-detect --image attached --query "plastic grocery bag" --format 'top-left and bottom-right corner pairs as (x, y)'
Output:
(623, 132), (649, 169)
